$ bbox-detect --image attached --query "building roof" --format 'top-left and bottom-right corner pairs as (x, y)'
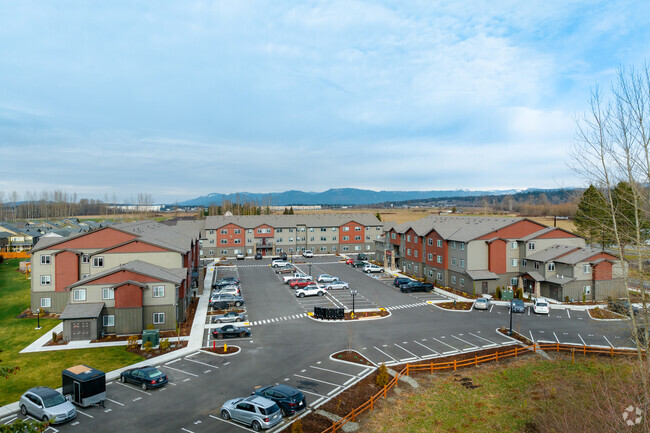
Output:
(64, 260), (187, 290)
(388, 215), (530, 242)
(466, 270), (499, 280)
(526, 244), (581, 262)
(59, 302), (105, 320)
(555, 247), (612, 265)
(523, 271), (545, 282)
(545, 275), (576, 285)
(204, 214), (381, 230)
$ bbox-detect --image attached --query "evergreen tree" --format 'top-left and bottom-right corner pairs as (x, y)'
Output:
(375, 212), (382, 222)
(574, 185), (613, 246)
(288, 207), (294, 215)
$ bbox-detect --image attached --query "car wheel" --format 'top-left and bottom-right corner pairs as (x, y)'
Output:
(234, 302), (242, 307)
(141, 382), (148, 390)
(221, 410), (230, 420)
(318, 291), (324, 296)
(239, 332), (246, 338)
(216, 319), (222, 323)
(281, 407), (289, 417)
(298, 293), (305, 298)
(20, 405), (27, 416)
(236, 318), (242, 322)
(120, 375), (126, 383)
(252, 420), (262, 432)
(42, 415), (49, 423)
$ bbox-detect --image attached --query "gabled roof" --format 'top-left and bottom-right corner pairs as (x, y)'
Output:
(523, 271), (544, 282)
(466, 270), (499, 280)
(60, 302), (104, 320)
(556, 247), (615, 265)
(204, 214), (381, 230)
(519, 227), (556, 241)
(545, 275), (576, 285)
(64, 260), (187, 290)
(390, 215), (532, 242)
(526, 245), (581, 262)
(114, 220), (195, 252)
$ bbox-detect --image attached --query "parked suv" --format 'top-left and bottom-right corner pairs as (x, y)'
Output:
(271, 260), (291, 268)
(20, 387), (77, 424)
(357, 253), (368, 261)
(221, 395), (282, 431)
(509, 299), (526, 313)
(362, 264), (383, 273)
(252, 385), (307, 417)
(399, 281), (433, 293)
(302, 250), (313, 258)
(393, 277), (411, 287)
(210, 293), (244, 309)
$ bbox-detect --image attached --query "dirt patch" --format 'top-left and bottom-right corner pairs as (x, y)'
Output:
(436, 302), (474, 311)
(436, 287), (479, 299)
(344, 310), (389, 320)
(202, 345), (240, 355)
(589, 307), (626, 320)
(17, 308), (59, 320)
(498, 327), (533, 345)
(332, 350), (374, 366)
(44, 332), (67, 346)
(453, 374), (481, 390)
(126, 340), (188, 358)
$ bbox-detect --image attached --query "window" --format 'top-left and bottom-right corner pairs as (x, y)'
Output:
(451, 257), (457, 266)
(153, 313), (165, 324)
(153, 285), (165, 297)
(583, 264), (591, 274)
(221, 239), (228, 244)
(221, 229), (228, 234)
(234, 239), (241, 244)
(451, 275), (456, 284)
(332, 236), (337, 241)
(247, 229), (253, 234)
(428, 238), (433, 246)
(510, 277), (518, 286)
(354, 236), (361, 241)
(309, 228), (314, 232)
(40, 255), (51, 265)
(437, 272), (442, 281)
(583, 285), (591, 294)
(522, 259), (527, 267)
(366, 235), (371, 240)
(407, 248), (411, 256)
(429, 270), (434, 278)
(40, 297), (51, 308)
(342, 246), (349, 251)
(209, 250), (214, 255)
(414, 265), (418, 272)
(437, 255), (442, 264)
(81, 254), (89, 264)
(209, 239), (214, 244)
(460, 278), (464, 287)
(510, 241), (517, 250)
(332, 227), (337, 231)
(276, 238), (283, 243)
(391, 232), (396, 239)
(407, 235), (411, 242)
(92, 256), (104, 267)
(460, 242), (465, 250)
(343, 227), (350, 232)
(277, 228), (283, 233)
(40, 275), (51, 285)
(73, 289), (86, 301)
(460, 259), (465, 268)
(511, 259), (518, 267)
(343, 236), (349, 241)
(332, 246), (337, 251)
(321, 227), (327, 232)
(534, 261), (540, 270)
(320, 247), (327, 251)
(355, 226), (361, 231)
(102, 288), (114, 300)
(354, 245), (361, 250)
(310, 237), (315, 241)
(437, 239), (443, 248)
(414, 236), (418, 243)
(414, 250), (418, 258)
(81, 273), (89, 279)
(209, 230), (214, 234)
(428, 253), (433, 261)
(528, 242), (536, 251)
(366, 245), (371, 250)
(547, 262), (555, 271)
(451, 241), (456, 249)
(257, 228), (272, 234)
(289, 237), (294, 242)
(289, 248), (294, 252)
(234, 229), (241, 234)
(103, 315), (115, 327)
(320, 236), (327, 241)
(289, 228), (294, 232)
(407, 263), (412, 270)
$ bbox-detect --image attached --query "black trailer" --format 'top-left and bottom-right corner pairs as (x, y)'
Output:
(62, 365), (106, 408)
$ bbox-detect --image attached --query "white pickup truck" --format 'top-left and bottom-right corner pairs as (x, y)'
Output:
(283, 273), (313, 284)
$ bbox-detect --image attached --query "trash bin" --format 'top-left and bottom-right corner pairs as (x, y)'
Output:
(501, 288), (514, 301)
(142, 329), (160, 347)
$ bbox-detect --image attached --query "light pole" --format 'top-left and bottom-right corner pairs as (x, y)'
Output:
(508, 299), (513, 335)
(308, 262), (312, 277)
(36, 308), (41, 330)
(350, 289), (358, 316)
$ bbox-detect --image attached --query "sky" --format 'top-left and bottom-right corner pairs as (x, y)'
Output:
(2, 1), (650, 204)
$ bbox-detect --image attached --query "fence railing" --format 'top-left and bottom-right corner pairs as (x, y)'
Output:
(321, 343), (644, 433)
(0, 252), (31, 259)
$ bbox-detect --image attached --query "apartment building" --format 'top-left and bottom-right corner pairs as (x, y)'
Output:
(199, 214), (383, 258)
(30, 221), (201, 341)
(375, 215), (624, 301)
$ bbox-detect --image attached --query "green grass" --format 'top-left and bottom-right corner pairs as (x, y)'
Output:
(359, 355), (636, 433)
(0, 259), (142, 406)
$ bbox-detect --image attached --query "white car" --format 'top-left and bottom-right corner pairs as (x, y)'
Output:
(362, 264), (383, 273)
(317, 274), (337, 283)
(325, 280), (349, 290)
(302, 250), (314, 258)
(533, 298), (550, 315)
(295, 284), (326, 298)
(271, 260), (291, 268)
(283, 273), (312, 283)
(474, 297), (491, 310)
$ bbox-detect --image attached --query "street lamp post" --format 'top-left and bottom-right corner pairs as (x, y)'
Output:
(36, 308), (41, 330)
(308, 262), (312, 277)
(350, 289), (358, 316)
(508, 299), (513, 335)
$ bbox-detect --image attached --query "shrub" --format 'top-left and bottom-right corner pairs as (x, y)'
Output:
(376, 364), (391, 387)
(51, 331), (57, 343)
(160, 338), (170, 351)
(127, 335), (138, 350)
(495, 286), (502, 300)
(565, 296), (570, 303)
(582, 293), (586, 303)
(143, 341), (153, 353)
(146, 324), (155, 330)
(291, 419), (304, 433)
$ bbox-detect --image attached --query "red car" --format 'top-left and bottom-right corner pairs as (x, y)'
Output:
(290, 279), (313, 288)
(345, 258), (355, 265)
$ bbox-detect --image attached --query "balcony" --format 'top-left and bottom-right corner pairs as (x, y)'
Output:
(255, 240), (274, 249)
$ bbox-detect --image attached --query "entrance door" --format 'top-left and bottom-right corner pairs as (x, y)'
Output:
(71, 321), (91, 340)
(481, 282), (488, 294)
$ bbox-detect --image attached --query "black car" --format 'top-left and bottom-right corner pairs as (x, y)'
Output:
(254, 252), (263, 260)
(609, 299), (639, 316)
(393, 277), (411, 287)
(272, 253), (288, 261)
(213, 324), (251, 339)
(399, 281), (433, 293)
(252, 385), (307, 417)
(357, 253), (368, 261)
(351, 260), (366, 268)
(119, 366), (168, 390)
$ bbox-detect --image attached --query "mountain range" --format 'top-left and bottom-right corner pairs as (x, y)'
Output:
(177, 188), (533, 206)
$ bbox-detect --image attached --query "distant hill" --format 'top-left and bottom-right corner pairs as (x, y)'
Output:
(178, 188), (528, 206)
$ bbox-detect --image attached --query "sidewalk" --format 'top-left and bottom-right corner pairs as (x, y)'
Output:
(0, 288), (212, 418)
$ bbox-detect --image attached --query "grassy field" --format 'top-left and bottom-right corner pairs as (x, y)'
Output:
(0, 259), (142, 406)
(358, 354), (638, 433)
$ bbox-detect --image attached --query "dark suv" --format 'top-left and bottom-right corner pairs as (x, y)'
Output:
(399, 281), (433, 293)
(393, 277), (411, 287)
(252, 385), (307, 417)
(357, 253), (368, 261)
(609, 299), (639, 316)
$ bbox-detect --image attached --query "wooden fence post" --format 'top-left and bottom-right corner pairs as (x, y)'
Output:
(556, 342), (560, 352)
(430, 362), (433, 373)
(370, 396), (374, 411)
(610, 346), (614, 357)
(583, 345), (586, 355)
(453, 359), (457, 371)
(351, 408), (355, 422)
(533, 343), (536, 353)
(383, 385), (387, 398)
(515, 346), (518, 357)
(496, 351), (499, 362)
(474, 355), (477, 366)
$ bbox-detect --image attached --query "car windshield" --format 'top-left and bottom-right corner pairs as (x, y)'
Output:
(42, 393), (66, 408)
(145, 368), (163, 378)
(259, 403), (281, 415)
(513, 300), (524, 306)
(537, 302), (548, 307)
(477, 299), (487, 303)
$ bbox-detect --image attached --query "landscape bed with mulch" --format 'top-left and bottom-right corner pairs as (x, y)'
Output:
(497, 327), (533, 345)
(202, 345), (240, 355)
(588, 307), (626, 320)
(344, 310), (389, 320)
(207, 308), (245, 316)
(436, 286), (479, 299)
(436, 301), (474, 310)
(16, 309), (59, 320)
(127, 340), (188, 358)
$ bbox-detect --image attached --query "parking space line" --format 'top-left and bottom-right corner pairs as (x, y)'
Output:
(566, 310), (571, 319)
(2, 416), (17, 425)
(297, 388), (326, 398)
(162, 365), (199, 377)
(553, 332), (560, 343)
(413, 340), (440, 356)
(309, 366), (356, 378)
(327, 387), (342, 396)
(166, 358), (181, 365)
(431, 337), (459, 352)
(450, 335), (479, 348)
(578, 334), (587, 346)
(394, 343), (420, 360)
(603, 336), (614, 347)
(114, 381), (152, 395)
(529, 330), (535, 343)
(184, 357), (218, 369)
(181, 428), (195, 433)
(76, 409), (94, 418)
(373, 346), (397, 362)
(106, 398), (124, 406)
(468, 332), (497, 345)
(489, 305), (494, 312)
(293, 374), (344, 388)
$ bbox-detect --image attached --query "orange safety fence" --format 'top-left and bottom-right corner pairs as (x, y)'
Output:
(0, 252), (31, 259)
(321, 343), (645, 433)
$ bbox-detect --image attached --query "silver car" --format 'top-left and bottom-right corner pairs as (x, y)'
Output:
(221, 395), (282, 431)
(20, 387), (77, 424)
(212, 311), (246, 323)
(325, 280), (350, 290)
(473, 297), (491, 310)
(317, 274), (337, 283)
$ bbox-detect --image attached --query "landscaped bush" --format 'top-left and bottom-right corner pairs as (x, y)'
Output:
(375, 364), (390, 387)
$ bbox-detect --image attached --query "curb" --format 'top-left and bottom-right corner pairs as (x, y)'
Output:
(199, 345), (241, 357)
(429, 302), (474, 313)
(329, 350), (378, 368)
